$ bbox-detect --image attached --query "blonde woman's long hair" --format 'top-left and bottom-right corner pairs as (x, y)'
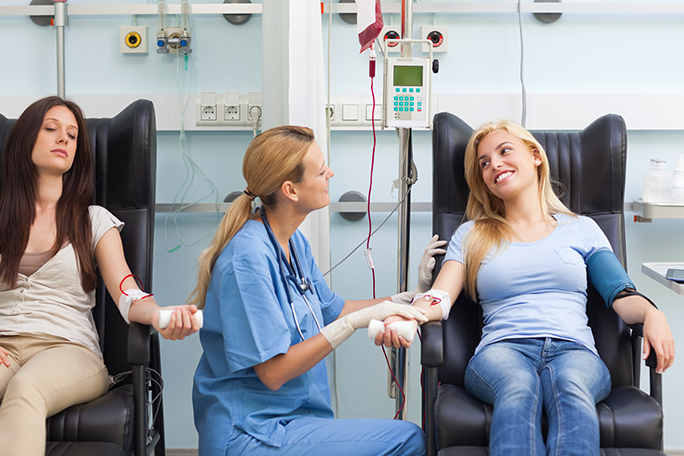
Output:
(461, 120), (574, 301)
(188, 126), (315, 309)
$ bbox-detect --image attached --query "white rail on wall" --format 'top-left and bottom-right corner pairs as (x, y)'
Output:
(4, 3), (684, 17)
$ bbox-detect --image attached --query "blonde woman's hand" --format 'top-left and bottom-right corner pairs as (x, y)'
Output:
(642, 307), (675, 374)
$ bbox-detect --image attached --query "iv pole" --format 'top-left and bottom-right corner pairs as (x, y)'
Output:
(54, 0), (67, 98)
(392, 0), (413, 421)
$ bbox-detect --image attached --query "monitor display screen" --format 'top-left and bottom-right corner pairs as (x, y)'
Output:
(393, 65), (423, 86)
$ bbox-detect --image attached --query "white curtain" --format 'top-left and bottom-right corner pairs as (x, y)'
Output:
(262, 0), (331, 281)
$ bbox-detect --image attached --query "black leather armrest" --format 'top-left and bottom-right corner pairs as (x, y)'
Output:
(421, 321), (444, 367)
(628, 323), (662, 407)
(127, 322), (151, 366)
(628, 323), (658, 369)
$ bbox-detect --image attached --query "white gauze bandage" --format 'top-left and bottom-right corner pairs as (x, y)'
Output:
(118, 289), (153, 324)
(412, 289), (452, 320)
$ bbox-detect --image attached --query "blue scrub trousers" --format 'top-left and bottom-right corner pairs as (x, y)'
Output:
(225, 416), (426, 456)
(464, 338), (611, 456)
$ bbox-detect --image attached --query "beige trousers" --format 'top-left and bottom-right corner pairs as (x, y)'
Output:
(0, 335), (110, 456)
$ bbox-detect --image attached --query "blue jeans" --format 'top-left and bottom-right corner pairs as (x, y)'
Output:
(225, 416), (426, 456)
(464, 338), (611, 456)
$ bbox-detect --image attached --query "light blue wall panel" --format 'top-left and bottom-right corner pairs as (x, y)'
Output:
(3, 0), (684, 449)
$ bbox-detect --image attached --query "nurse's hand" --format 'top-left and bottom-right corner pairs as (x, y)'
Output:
(152, 305), (201, 340)
(374, 316), (417, 348)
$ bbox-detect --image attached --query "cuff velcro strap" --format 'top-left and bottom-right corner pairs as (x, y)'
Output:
(614, 289), (658, 309)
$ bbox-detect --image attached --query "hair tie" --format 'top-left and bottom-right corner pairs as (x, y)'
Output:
(243, 189), (257, 200)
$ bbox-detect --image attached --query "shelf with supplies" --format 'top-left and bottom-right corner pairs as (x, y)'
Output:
(631, 198), (684, 222)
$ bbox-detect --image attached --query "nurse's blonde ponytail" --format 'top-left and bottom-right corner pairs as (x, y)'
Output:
(188, 126), (315, 309)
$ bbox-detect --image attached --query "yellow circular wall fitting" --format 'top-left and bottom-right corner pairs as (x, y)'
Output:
(125, 31), (142, 48)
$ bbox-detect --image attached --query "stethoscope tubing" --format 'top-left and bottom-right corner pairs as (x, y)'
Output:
(260, 209), (322, 340)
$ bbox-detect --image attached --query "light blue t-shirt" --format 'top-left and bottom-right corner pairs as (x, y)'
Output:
(192, 219), (345, 455)
(444, 213), (612, 355)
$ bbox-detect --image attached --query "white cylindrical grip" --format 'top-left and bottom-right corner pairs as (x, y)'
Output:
(367, 319), (415, 342)
(158, 309), (204, 329)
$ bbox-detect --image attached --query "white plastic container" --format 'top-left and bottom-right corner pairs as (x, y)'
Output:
(642, 159), (672, 203)
(672, 154), (684, 204)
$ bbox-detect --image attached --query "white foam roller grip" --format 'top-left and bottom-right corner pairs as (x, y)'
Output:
(367, 319), (415, 342)
(158, 309), (204, 329)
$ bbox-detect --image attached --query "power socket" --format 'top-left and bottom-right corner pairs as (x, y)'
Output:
(247, 92), (262, 126)
(201, 105), (217, 121)
(120, 26), (148, 54)
(196, 92), (219, 126)
(225, 106), (240, 120)
(220, 91), (243, 126)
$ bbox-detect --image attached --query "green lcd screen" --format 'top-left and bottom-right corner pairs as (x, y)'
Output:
(393, 65), (423, 86)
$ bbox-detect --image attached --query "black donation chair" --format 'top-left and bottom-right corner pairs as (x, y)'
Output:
(0, 99), (164, 456)
(421, 112), (665, 456)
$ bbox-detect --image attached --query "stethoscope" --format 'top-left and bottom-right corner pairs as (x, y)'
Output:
(260, 209), (322, 341)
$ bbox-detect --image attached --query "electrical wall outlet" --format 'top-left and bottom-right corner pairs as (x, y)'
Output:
(421, 25), (449, 53)
(196, 92), (218, 126)
(120, 26), (148, 54)
(224, 105), (240, 120)
(247, 92), (262, 126)
(220, 91), (242, 125)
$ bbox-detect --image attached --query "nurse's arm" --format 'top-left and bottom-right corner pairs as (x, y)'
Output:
(376, 260), (463, 348)
(253, 334), (333, 391)
(338, 258), (463, 320)
(338, 297), (389, 317)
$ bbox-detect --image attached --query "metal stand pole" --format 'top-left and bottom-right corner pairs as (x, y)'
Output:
(391, 0), (413, 421)
(54, 0), (67, 98)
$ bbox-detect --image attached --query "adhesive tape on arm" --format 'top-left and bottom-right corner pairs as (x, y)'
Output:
(367, 319), (415, 342)
(158, 309), (204, 329)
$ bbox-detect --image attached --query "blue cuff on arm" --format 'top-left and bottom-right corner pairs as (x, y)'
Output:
(586, 249), (635, 308)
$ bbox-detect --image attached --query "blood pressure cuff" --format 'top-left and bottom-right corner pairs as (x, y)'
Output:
(586, 249), (635, 308)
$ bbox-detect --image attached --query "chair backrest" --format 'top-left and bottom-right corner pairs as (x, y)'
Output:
(431, 112), (637, 390)
(0, 99), (157, 377)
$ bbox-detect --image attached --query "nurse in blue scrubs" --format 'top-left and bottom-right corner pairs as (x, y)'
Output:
(189, 126), (437, 456)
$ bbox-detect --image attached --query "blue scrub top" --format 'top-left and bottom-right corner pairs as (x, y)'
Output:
(193, 219), (345, 455)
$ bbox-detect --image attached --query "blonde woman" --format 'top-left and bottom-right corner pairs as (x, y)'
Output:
(190, 125), (443, 456)
(397, 120), (675, 455)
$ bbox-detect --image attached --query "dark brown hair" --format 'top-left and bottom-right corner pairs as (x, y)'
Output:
(0, 96), (96, 291)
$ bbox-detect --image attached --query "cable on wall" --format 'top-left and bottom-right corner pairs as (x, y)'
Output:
(518, 0), (528, 128)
